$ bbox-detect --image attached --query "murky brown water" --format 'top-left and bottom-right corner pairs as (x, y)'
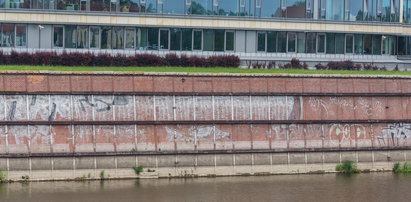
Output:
(0, 173), (410, 202)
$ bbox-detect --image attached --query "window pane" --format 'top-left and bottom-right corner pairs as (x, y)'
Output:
(257, 32), (266, 52)
(170, 28), (182, 50)
(58, 0), (80, 10)
(1, 24), (14, 47)
(326, 33), (335, 54)
(297, 32), (305, 53)
(90, 27), (100, 49)
(335, 34), (344, 54)
(120, 0), (140, 12)
(225, 31), (234, 51)
(381, 0), (391, 22)
(15, 25), (27, 47)
(325, 0), (344, 20)
(317, 34), (325, 53)
(261, 0), (281, 17)
(219, 1), (238, 16)
(354, 34), (363, 54)
(372, 35), (381, 55)
(101, 26), (112, 49)
(53, 26), (64, 48)
(64, 25), (77, 48)
(192, 0), (212, 15)
(147, 28), (158, 50)
(306, 0), (314, 18)
(112, 27), (124, 49)
(277, 32), (287, 52)
(363, 34), (372, 54)
(364, 0), (377, 21)
(162, 0), (186, 14)
(141, 0), (157, 13)
(203, 30), (214, 51)
(306, 32), (316, 53)
(214, 29), (225, 51)
(345, 35), (353, 53)
(193, 30), (202, 50)
(137, 28), (148, 50)
(267, 31), (277, 52)
(346, 0), (363, 21)
(287, 32), (296, 52)
(182, 29), (192, 51)
(125, 28), (135, 49)
(77, 26), (88, 49)
(160, 29), (169, 50)
(287, 0), (306, 18)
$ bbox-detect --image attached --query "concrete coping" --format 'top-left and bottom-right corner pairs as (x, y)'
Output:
(0, 70), (411, 79)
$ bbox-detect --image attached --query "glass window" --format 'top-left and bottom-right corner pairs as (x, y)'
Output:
(125, 28), (136, 49)
(287, 32), (296, 52)
(1, 24), (14, 47)
(203, 30), (214, 51)
(15, 25), (27, 47)
(257, 32), (266, 52)
(170, 28), (182, 51)
(140, 0), (157, 13)
(101, 26), (112, 49)
(120, 0), (140, 12)
(76, 26), (88, 49)
(306, 0), (314, 18)
(372, 35), (381, 55)
(159, 29), (169, 50)
(90, 27), (100, 49)
(326, 33), (335, 54)
(219, 0), (238, 16)
(147, 28), (158, 50)
(325, 0), (344, 20)
(225, 31), (234, 51)
(398, 36), (406, 55)
(286, 0), (306, 18)
(53, 26), (64, 48)
(214, 29), (225, 51)
(182, 29), (192, 51)
(317, 33), (325, 53)
(277, 31), (287, 52)
(112, 27), (124, 49)
(354, 34), (363, 54)
(380, 0), (391, 22)
(297, 32), (305, 53)
(345, 34), (354, 54)
(137, 27), (148, 50)
(261, 0), (283, 18)
(161, 0), (186, 14)
(363, 34), (372, 54)
(346, 0), (363, 21)
(64, 25), (77, 48)
(364, 0), (377, 21)
(319, 0), (326, 19)
(335, 34), (344, 54)
(267, 31), (277, 52)
(193, 30), (202, 50)
(404, 0), (411, 23)
(306, 32), (316, 53)
(58, 0), (80, 10)
(191, 0), (212, 15)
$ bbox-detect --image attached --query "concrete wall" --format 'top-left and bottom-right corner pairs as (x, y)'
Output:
(0, 72), (410, 180)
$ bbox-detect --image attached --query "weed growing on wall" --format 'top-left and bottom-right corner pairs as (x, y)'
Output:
(0, 170), (6, 182)
(393, 162), (411, 173)
(335, 160), (361, 174)
(100, 170), (105, 179)
(133, 166), (144, 175)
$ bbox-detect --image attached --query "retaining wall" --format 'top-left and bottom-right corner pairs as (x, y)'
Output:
(0, 72), (411, 180)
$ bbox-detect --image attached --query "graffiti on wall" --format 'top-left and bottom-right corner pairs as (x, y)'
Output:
(378, 123), (411, 146)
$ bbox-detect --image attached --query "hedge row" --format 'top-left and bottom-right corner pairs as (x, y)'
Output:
(0, 51), (241, 67)
(315, 60), (389, 71)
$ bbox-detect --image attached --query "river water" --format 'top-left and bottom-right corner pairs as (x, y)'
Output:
(0, 173), (410, 202)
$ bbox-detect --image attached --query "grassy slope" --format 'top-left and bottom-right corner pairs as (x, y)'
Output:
(0, 65), (410, 75)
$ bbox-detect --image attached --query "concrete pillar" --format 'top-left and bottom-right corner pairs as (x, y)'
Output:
(400, 0), (404, 23)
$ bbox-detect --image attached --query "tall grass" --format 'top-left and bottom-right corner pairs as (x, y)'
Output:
(393, 162), (411, 173)
(336, 160), (361, 174)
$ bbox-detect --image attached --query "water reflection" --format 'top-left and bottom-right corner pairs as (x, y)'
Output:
(0, 173), (410, 202)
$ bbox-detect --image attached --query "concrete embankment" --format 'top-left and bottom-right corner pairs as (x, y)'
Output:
(0, 71), (410, 181)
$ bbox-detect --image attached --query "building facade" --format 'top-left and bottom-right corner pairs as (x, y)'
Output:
(0, 0), (410, 66)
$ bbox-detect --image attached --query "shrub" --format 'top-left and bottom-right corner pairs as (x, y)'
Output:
(0, 170), (6, 182)
(267, 61), (276, 69)
(336, 160), (361, 174)
(393, 162), (411, 173)
(290, 58), (302, 68)
(100, 170), (105, 179)
(133, 166), (144, 175)
(315, 63), (327, 70)
(165, 53), (181, 66)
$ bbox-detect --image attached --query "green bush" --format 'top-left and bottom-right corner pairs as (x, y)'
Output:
(393, 162), (411, 173)
(0, 170), (6, 182)
(100, 170), (105, 179)
(133, 166), (144, 175)
(335, 160), (361, 174)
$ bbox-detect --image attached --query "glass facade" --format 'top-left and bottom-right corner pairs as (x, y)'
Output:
(0, 0), (404, 23)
